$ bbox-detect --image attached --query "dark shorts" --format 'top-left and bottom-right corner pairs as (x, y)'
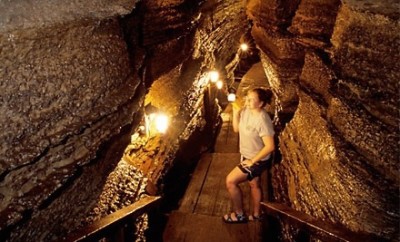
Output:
(238, 157), (272, 181)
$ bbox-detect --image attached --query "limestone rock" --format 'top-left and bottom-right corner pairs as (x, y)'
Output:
(0, 0), (138, 32)
(0, 19), (139, 174)
(331, 0), (400, 127)
(246, 0), (301, 31)
(299, 51), (334, 103)
(289, 0), (341, 41)
(252, 25), (303, 113)
(0, 3), (145, 240)
(328, 90), (399, 184)
(276, 92), (398, 238)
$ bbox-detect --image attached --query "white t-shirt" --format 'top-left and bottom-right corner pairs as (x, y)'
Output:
(239, 108), (274, 161)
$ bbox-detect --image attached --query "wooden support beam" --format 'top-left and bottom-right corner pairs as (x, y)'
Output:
(261, 202), (386, 242)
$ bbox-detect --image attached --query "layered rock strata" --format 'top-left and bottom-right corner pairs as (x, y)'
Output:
(0, 0), (398, 241)
(0, 0), (249, 240)
(247, 0), (399, 240)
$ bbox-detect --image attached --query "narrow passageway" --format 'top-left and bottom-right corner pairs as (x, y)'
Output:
(163, 104), (268, 241)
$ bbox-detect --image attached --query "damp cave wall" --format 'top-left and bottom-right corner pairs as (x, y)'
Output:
(0, 0), (399, 241)
(247, 0), (399, 240)
(0, 0), (249, 241)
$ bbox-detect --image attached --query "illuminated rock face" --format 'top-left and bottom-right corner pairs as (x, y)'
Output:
(0, 1), (146, 241)
(247, 0), (399, 240)
(0, 0), (248, 241)
(0, 0), (398, 241)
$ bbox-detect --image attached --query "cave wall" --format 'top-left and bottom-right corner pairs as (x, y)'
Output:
(1, 0), (398, 240)
(248, 0), (399, 240)
(0, 1), (146, 240)
(124, 0), (249, 184)
(0, 0), (249, 241)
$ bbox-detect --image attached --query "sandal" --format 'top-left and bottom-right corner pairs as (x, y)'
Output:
(222, 212), (247, 224)
(248, 214), (263, 221)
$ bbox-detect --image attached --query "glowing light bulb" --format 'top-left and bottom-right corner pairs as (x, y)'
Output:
(216, 80), (223, 89)
(227, 93), (236, 102)
(155, 113), (169, 134)
(240, 43), (248, 51)
(209, 71), (219, 83)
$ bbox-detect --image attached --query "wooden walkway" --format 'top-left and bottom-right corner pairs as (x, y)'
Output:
(163, 105), (267, 242)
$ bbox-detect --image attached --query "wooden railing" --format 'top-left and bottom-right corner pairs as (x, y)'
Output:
(261, 202), (387, 242)
(63, 196), (161, 242)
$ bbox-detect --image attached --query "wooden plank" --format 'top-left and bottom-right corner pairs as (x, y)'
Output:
(211, 182), (252, 217)
(211, 180), (232, 216)
(179, 153), (213, 213)
(214, 114), (239, 153)
(163, 211), (262, 242)
(261, 202), (385, 242)
(192, 153), (268, 217)
(194, 153), (240, 215)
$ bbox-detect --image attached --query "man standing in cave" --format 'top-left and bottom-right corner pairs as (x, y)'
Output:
(223, 88), (275, 223)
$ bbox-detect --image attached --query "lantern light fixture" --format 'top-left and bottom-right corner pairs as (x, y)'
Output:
(154, 113), (169, 134)
(208, 70), (219, 83)
(227, 87), (237, 102)
(143, 104), (170, 137)
(227, 93), (236, 102)
(240, 43), (249, 51)
(145, 112), (169, 136)
(216, 80), (223, 89)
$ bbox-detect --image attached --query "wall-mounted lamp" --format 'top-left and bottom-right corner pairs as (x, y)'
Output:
(154, 113), (169, 134)
(216, 80), (223, 89)
(227, 93), (236, 102)
(208, 70), (219, 83)
(227, 87), (236, 102)
(145, 112), (169, 137)
(144, 104), (170, 137)
(240, 43), (249, 51)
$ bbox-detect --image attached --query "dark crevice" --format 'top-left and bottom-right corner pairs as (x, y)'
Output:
(0, 209), (33, 242)
(298, 83), (329, 109)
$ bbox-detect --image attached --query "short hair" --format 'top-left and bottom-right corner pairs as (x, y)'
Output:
(248, 88), (273, 108)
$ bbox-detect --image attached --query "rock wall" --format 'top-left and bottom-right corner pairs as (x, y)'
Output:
(0, 0), (151, 240)
(248, 0), (303, 115)
(1, 0), (398, 240)
(124, 0), (248, 185)
(248, 0), (399, 240)
(0, 0), (249, 241)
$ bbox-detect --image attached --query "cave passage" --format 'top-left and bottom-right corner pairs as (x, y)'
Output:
(0, 0), (398, 241)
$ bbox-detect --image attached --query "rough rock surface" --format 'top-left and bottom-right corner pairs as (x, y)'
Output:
(0, 14), (143, 238)
(247, 0), (300, 31)
(0, 0), (248, 240)
(0, 0), (137, 32)
(289, 0), (341, 41)
(252, 25), (303, 115)
(0, 0), (398, 241)
(0, 0), (143, 240)
(331, 0), (400, 127)
(276, 92), (398, 238)
(251, 0), (399, 240)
